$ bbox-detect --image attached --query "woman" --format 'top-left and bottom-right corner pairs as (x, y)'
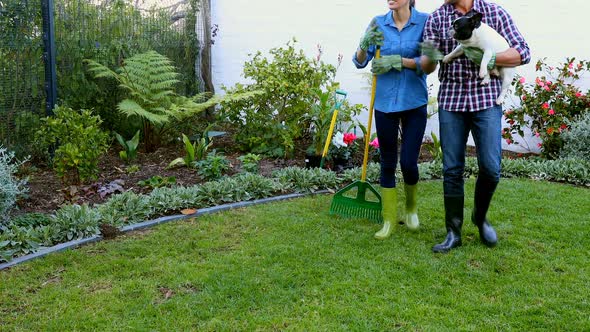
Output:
(353, 0), (429, 239)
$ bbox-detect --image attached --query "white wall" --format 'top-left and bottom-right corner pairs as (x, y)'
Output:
(211, 0), (590, 153)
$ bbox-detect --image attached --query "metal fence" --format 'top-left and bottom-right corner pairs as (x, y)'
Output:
(0, 0), (211, 158)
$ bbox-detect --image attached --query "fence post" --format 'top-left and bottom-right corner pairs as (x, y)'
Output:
(41, 0), (58, 116)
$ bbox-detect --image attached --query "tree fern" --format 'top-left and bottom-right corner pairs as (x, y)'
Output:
(85, 51), (261, 151)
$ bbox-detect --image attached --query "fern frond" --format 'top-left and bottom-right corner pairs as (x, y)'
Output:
(84, 59), (120, 81)
(118, 99), (169, 124)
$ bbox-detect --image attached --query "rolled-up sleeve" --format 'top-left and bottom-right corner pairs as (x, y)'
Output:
(352, 44), (377, 69)
(422, 13), (441, 48)
(496, 8), (531, 65)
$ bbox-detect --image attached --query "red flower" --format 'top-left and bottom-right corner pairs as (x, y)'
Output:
(343, 133), (357, 145)
(547, 127), (554, 135)
(548, 109), (555, 115)
(542, 102), (550, 109)
(560, 123), (567, 130)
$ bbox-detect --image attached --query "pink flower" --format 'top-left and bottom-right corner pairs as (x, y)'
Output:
(548, 109), (555, 115)
(537, 143), (542, 148)
(543, 86), (550, 91)
(568, 62), (574, 69)
(536, 77), (545, 87)
(369, 138), (379, 149)
(535, 132), (540, 138)
(505, 138), (512, 144)
(519, 77), (526, 84)
(575, 92), (583, 98)
(343, 133), (357, 145)
(542, 102), (550, 109)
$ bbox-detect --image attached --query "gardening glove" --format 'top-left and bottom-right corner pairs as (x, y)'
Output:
(371, 55), (402, 75)
(359, 25), (384, 51)
(420, 41), (444, 62)
(463, 47), (495, 70)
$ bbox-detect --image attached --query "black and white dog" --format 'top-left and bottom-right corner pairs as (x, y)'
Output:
(442, 12), (515, 105)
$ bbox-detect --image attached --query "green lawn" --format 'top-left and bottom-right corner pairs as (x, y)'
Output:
(1, 179), (589, 330)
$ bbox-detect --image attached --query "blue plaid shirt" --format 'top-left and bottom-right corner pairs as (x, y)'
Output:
(353, 7), (429, 113)
(423, 0), (531, 112)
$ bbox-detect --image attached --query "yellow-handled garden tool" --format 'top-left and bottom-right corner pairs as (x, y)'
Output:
(330, 49), (382, 223)
(319, 89), (348, 169)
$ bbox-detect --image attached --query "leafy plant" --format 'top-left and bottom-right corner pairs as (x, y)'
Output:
(424, 132), (443, 161)
(238, 153), (262, 173)
(0, 146), (28, 224)
(51, 204), (101, 242)
(504, 58), (590, 159)
(86, 51), (260, 152)
(35, 106), (110, 184)
(9, 213), (52, 229)
(98, 179), (125, 199)
(194, 152), (231, 180)
(561, 112), (590, 161)
(168, 134), (212, 169)
(219, 39), (338, 157)
(137, 176), (177, 189)
(0, 224), (41, 262)
(115, 130), (140, 164)
(97, 191), (152, 226)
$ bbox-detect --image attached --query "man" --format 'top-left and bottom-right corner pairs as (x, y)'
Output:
(421, 0), (530, 253)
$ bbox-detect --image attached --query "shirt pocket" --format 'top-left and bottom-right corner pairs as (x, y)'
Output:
(401, 40), (420, 58)
(379, 41), (400, 56)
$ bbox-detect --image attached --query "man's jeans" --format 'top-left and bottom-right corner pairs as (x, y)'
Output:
(439, 106), (503, 197)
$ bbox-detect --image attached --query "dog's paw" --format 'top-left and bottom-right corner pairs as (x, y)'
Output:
(480, 76), (491, 85)
(479, 68), (488, 79)
(442, 55), (453, 64)
(490, 67), (500, 77)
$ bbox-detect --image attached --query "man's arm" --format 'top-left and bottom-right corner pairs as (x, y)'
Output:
(494, 48), (523, 67)
(421, 14), (441, 74)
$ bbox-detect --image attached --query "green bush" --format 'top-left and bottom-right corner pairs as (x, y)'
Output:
(36, 106), (110, 184)
(561, 112), (590, 161)
(0, 224), (41, 262)
(219, 39), (337, 157)
(97, 191), (153, 226)
(194, 152), (231, 180)
(51, 204), (101, 242)
(0, 147), (28, 223)
(238, 153), (262, 173)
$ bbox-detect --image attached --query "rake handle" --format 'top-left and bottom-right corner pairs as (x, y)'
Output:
(361, 48), (380, 182)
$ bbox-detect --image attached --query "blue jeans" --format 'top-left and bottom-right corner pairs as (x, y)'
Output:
(439, 106), (503, 197)
(374, 105), (427, 188)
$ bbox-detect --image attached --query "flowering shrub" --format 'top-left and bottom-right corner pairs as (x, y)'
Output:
(503, 58), (590, 159)
(369, 137), (380, 162)
(330, 132), (358, 160)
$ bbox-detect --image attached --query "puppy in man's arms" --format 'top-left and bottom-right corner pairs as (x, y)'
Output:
(442, 12), (515, 105)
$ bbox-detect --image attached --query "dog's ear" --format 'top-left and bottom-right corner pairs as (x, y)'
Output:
(469, 12), (483, 28)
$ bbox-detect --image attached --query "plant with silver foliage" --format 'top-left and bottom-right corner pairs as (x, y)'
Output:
(561, 111), (590, 162)
(0, 146), (28, 224)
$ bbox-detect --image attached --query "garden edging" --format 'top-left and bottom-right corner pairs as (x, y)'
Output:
(0, 191), (328, 271)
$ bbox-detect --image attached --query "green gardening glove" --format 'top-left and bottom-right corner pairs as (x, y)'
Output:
(359, 25), (384, 51)
(420, 41), (444, 61)
(463, 47), (496, 70)
(371, 55), (402, 75)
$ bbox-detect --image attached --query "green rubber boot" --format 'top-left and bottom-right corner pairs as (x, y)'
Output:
(404, 184), (419, 230)
(375, 187), (398, 240)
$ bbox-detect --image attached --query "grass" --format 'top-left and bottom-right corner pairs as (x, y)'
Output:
(1, 179), (589, 330)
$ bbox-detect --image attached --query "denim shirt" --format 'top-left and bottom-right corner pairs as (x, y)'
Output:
(353, 8), (428, 113)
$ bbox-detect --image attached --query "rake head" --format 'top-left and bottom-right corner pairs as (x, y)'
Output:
(330, 181), (383, 223)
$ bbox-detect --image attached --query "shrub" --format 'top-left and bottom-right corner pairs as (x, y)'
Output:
(273, 167), (341, 193)
(51, 204), (101, 242)
(0, 147), (28, 223)
(97, 191), (153, 226)
(194, 152), (231, 180)
(238, 153), (262, 173)
(504, 58), (590, 159)
(0, 224), (41, 262)
(35, 106), (110, 184)
(219, 39), (338, 157)
(561, 112), (590, 161)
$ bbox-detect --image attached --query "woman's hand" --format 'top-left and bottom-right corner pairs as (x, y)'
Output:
(371, 55), (402, 75)
(359, 25), (384, 51)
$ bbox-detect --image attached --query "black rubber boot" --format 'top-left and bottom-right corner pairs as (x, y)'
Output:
(472, 180), (498, 247)
(432, 196), (464, 253)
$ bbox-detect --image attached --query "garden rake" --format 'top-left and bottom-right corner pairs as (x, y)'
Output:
(330, 49), (382, 223)
(319, 89), (348, 169)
